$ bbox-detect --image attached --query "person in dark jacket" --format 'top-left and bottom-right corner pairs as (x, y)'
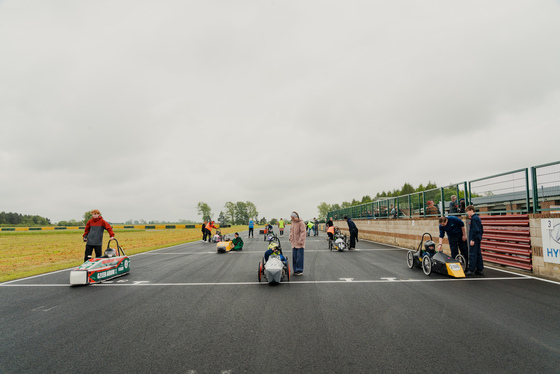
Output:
(344, 216), (358, 250)
(82, 209), (115, 262)
(201, 221), (207, 242)
(438, 215), (468, 263)
(465, 205), (484, 276)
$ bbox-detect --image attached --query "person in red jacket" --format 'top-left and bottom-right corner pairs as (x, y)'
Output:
(82, 209), (115, 261)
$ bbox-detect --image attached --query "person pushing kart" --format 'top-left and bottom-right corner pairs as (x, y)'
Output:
(437, 216), (468, 267)
(82, 209), (115, 262)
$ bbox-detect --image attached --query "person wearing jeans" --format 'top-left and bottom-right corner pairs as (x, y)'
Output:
(289, 211), (306, 275)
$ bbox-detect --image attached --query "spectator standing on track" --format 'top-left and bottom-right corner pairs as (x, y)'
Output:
(437, 216), (468, 264)
(201, 221), (207, 242)
(289, 211), (306, 275)
(248, 219), (254, 238)
(465, 205), (484, 276)
(344, 216), (358, 250)
(313, 217), (319, 236)
(306, 220), (313, 236)
(278, 218), (285, 236)
(449, 195), (459, 214)
(82, 209), (115, 262)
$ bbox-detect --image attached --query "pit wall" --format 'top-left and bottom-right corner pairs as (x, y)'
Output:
(528, 215), (560, 281)
(332, 214), (560, 282)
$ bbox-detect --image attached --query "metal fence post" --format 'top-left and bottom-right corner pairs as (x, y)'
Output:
(524, 168), (530, 214)
(422, 191), (426, 217)
(531, 166), (538, 213)
(440, 187), (444, 217)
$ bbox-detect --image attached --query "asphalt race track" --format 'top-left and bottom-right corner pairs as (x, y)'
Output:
(1, 226), (559, 374)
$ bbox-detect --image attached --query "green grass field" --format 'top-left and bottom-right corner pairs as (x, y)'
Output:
(0, 226), (248, 283)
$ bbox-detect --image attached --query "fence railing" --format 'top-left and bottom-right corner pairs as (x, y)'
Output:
(328, 161), (560, 220)
(468, 168), (530, 215)
(531, 161), (560, 213)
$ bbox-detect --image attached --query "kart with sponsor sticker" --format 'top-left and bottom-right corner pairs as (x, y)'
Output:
(70, 238), (130, 286)
(258, 234), (290, 284)
(406, 233), (466, 278)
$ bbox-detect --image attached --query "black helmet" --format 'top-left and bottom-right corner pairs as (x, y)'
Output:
(424, 240), (436, 254)
(105, 248), (117, 257)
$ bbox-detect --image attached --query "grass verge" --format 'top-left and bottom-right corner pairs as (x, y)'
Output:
(0, 226), (249, 283)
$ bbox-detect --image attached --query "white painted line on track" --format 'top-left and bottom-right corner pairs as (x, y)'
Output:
(1, 276), (534, 287)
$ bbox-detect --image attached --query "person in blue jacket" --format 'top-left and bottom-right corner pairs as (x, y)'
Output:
(465, 205), (484, 276)
(248, 219), (254, 238)
(437, 215), (468, 263)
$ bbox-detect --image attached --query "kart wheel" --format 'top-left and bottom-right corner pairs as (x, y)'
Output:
(258, 261), (263, 282)
(406, 251), (414, 269)
(422, 255), (432, 276)
(456, 254), (467, 271)
(286, 262), (290, 282)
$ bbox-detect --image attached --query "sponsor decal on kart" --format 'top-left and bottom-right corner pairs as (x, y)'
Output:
(89, 258), (129, 282)
(448, 263), (461, 271)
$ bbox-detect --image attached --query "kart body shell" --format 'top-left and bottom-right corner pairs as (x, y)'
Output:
(258, 234), (290, 284)
(262, 256), (286, 283)
(217, 240), (234, 253)
(210, 230), (222, 243)
(70, 239), (129, 285)
(334, 236), (347, 251)
(329, 229), (348, 251)
(407, 233), (465, 278)
(407, 250), (465, 278)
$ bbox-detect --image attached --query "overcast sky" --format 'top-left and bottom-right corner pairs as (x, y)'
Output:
(1, 0), (559, 224)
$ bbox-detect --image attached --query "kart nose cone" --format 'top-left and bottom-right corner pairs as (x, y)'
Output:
(265, 258), (283, 284)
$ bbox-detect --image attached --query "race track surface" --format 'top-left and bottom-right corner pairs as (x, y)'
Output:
(1, 226), (559, 374)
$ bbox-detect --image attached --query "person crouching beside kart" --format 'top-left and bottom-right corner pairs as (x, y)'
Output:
(419, 240), (438, 258)
(264, 242), (287, 266)
(232, 233), (244, 251)
(82, 209), (115, 262)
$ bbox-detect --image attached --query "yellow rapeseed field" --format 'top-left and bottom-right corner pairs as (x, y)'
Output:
(0, 226), (248, 283)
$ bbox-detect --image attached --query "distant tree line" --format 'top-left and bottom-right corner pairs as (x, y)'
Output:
(198, 201), (261, 226)
(0, 210), (202, 227)
(0, 211), (51, 226)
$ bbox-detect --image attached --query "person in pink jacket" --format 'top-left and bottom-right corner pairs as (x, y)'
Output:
(289, 211), (307, 275)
